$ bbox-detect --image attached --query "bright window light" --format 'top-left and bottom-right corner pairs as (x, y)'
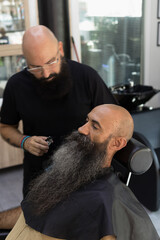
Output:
(79, 0), (142, 17)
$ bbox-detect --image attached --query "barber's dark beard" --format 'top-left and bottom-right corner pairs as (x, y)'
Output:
(33, 57), (72, 100)
(26, 131), (111, 215)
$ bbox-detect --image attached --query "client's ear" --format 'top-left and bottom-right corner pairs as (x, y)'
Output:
(104, 137), (127, 168)
(109, 137), (127, 151)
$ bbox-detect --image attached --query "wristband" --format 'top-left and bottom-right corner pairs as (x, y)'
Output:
(20, 135), (31, 150)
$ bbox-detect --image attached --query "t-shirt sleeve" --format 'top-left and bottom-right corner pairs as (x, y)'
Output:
(0, 79), (21, 125)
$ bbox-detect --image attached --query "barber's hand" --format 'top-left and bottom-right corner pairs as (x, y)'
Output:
(23, 136), (50, 156)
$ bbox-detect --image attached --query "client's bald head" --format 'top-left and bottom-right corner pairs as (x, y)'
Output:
(78, 104), (134, 165)
(93, 104), (134, 141)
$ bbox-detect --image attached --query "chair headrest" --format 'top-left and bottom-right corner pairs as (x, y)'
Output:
(113, 138), (153, 175)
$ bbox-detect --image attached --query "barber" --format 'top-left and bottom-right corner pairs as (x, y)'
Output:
(0, 25), (116, 197)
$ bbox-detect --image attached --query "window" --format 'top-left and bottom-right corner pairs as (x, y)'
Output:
(78, 0), (143, 87)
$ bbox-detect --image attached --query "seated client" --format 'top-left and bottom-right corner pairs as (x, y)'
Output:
(6, 104), (159, 240)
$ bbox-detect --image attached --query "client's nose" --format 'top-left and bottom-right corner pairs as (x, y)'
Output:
(78, 122), (89, 136)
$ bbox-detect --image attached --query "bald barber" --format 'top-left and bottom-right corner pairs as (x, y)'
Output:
(0, 25), (116, 229)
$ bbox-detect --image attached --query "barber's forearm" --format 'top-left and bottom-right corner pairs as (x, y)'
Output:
(0, 123), (49, 155)
(0, 123), (24, 148)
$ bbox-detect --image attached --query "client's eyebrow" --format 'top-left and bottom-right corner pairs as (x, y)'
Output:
(91, 119), (101, 129)
(87, 115), (102, 129)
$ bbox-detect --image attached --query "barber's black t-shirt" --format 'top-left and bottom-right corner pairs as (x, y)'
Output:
(1, 59), (116, 153)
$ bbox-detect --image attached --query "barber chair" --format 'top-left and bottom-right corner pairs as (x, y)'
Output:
(127, 108), (160, 211)
(0, 138), (153, 240)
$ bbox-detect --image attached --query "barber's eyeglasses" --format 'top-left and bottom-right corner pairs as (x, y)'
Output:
(27, 51), (60, 74)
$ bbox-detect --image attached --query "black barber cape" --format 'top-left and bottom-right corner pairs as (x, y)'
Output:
(22, 169), (159, 240)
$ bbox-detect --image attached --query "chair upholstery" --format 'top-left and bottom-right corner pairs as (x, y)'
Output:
(112, 137), (153, 186)
(113, 137), (152, 175)
(129, 108), (160, 211)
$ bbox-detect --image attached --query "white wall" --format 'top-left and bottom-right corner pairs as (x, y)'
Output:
(144, 0), (160, 108)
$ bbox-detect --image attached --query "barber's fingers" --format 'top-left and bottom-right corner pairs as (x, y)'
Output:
(23, 136), (50, 156)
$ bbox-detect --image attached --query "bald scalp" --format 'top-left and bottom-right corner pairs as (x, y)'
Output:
(22, 25), (58, 57)
(94, 104), (134, 141)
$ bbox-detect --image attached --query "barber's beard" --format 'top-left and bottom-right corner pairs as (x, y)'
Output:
(33, 57), (72, 100)
(26, 131), (111, 215)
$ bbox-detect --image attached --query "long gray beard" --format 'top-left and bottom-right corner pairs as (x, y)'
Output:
(26, 131), (110, 215)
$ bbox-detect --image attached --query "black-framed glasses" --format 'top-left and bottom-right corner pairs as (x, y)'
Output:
(27, 50), (60, 74)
